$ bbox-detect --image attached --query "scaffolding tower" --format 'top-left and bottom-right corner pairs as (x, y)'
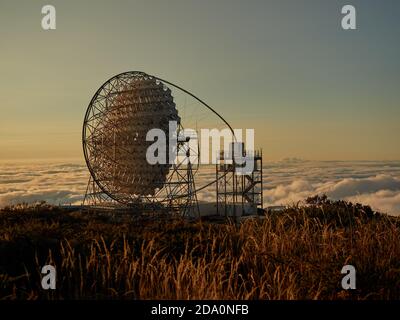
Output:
(216, 147), (263, 217)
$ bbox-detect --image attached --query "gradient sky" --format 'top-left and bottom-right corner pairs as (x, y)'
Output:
(1, 0), (399, 161)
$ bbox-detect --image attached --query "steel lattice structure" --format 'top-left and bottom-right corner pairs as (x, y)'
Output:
(82, 71), (235, 215)
(82, 71), (263, 217)
(83, 72), (179, 204)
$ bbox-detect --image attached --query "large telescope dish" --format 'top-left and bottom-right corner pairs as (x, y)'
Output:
(83, 71), (235, 208)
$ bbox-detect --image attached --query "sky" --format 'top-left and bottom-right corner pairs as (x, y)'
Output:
(1, 0), (399, 161)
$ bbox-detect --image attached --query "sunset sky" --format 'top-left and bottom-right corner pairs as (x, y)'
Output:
(1, 0), (399, 161)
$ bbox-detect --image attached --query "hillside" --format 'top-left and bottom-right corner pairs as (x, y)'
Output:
(0, 196), (399, 300)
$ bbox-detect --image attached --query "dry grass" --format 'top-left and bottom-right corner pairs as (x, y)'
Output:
(0, 197), (399, 300)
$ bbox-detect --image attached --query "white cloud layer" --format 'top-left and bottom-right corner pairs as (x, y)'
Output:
(262, 161), (400, 215)
(0, 161), (87, 207)
(0, 160), (400, 216)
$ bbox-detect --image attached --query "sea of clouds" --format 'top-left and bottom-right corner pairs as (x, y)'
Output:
(0, 161), (87, 207)
(1, 159), (400, 216)
(263, 160), (400, 215)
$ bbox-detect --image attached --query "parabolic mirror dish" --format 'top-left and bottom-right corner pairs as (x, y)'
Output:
(83, 72), (180, 204)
